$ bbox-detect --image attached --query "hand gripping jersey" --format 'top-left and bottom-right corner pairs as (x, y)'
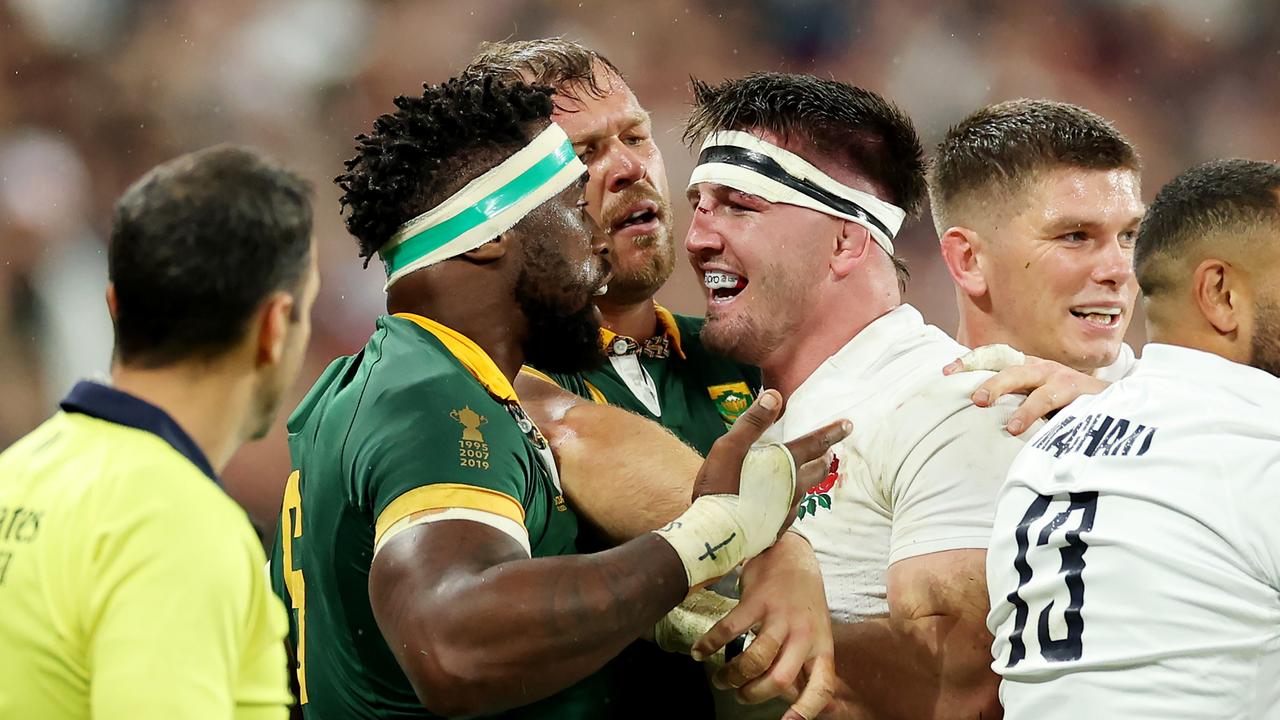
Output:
(538, 306), (761, 456)
(269, 314), (610, 719)
(0, 382), (289, 720)
(533, 306), (759, 718)
(987, 344), (1280, 719)
(764, 305), (1028, 621)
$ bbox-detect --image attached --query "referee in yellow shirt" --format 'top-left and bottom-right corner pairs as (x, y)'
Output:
(0, 145), (318, 719)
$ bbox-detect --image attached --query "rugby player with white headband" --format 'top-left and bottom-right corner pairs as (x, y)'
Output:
(270, 76), (848, 719)
(682, 73), (1027, 720)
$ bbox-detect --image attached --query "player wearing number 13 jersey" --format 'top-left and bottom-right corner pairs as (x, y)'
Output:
(986, 159), (1280, 719)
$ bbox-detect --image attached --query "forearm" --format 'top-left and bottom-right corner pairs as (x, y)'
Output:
(830, 615), (1000, 720)
(519, 378), (700, 543)
(376, 531), (688, 715)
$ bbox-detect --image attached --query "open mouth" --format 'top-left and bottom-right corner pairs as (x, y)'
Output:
(610, 200), (660, 235)
(1070, 306), (1122, 329)
(704, 270), (748, 305)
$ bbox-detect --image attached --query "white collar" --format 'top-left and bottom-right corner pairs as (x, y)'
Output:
(1135, 343), (1280, 404)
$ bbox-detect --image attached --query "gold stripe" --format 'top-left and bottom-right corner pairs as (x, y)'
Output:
(583, 380), (608, 405)
(375, 484), (526, 547)
(653, 304), (686, 359)
(518, 365), (558, 385)
(393, 313), (518, 402)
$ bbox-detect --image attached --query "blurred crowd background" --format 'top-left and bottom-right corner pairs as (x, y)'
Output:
(3, 0), (1278, 538)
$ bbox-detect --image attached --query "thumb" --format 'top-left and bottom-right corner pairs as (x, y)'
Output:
(720, 390), (783, 448)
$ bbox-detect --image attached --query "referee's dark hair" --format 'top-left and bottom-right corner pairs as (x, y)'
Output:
(1136, 158), (1280, 300)
(683, 72), (926, 288)
(108, 145), (313, 368)
(336, 76), (555, 264)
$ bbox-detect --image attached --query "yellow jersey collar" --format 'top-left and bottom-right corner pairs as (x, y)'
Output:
(393, 313), (518, 403)
(598, 304), (686, 360)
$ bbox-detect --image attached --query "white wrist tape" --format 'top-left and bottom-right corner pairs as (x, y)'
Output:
(654, 590), (745, 665)
(957, 343), (1026, 372)
(653, 443), (797, 587)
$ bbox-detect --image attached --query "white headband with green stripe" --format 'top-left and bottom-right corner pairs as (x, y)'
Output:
(379, 123), (587, 288)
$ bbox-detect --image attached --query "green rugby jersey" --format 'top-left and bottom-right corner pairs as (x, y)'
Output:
(269, 313), (610, 719)
(536, 306), (761, 456)
(531, 305), (760, 719)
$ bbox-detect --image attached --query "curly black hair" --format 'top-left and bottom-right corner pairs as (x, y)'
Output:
(336, 76), (555, 263)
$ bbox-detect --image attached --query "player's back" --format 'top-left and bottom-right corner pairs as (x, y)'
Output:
(0, 383), (288, 720)
(987, 344), (1280, 719)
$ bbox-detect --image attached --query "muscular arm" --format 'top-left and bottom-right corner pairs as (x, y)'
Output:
(370, 521), (687, 717)
(515, 372), (701, 543)
(827, 549), (1000, 720)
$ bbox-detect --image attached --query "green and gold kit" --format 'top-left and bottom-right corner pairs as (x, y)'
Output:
(530, 305), (760, 718)
(269, 313), (610, 719)
(535, 306), (761, 456)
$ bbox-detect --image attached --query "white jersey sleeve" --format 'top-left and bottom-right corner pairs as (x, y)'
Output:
(886, 381), (1030, 565)
(1232, 451), (1280, 591)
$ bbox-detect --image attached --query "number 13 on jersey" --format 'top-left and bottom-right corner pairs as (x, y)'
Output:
(1003, 491), (1098, 667)
(281, 470), (308, 703)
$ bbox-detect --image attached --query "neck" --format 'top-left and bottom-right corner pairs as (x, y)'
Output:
(389, 280), (526, 383)
(762, 295), (900, 402)
(111, 361), (252, 474)
(595, 295), (659, 340)
(955, 292), (1002, 350)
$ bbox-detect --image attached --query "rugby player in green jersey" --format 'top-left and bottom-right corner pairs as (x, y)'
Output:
(463, 39), (764, 718)
(269, 76), (848, 719)
(465, 40), (760, 459)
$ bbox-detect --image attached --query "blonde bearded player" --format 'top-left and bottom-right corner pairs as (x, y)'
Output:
(683, 73), (1029, 720)
(986, 159), (1280, 718)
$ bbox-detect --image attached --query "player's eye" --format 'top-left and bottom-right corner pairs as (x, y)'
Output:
(1060, 231), (1088, 243)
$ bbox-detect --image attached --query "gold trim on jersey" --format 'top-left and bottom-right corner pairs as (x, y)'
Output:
(519, 366), (608, 405)
(375, 483), (526, 548)
(393, 313), (518, 402)
(598, 303), (687, 360)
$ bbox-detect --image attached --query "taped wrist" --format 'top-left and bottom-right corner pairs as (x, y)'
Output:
(653, 443), (796, 587)
(654, 590), (750, 666)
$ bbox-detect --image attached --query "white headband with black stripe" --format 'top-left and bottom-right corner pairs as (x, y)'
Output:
(688, 130), (906, 255)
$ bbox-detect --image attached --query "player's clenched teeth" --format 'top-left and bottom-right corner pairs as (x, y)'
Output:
(704, 271), (748, 304)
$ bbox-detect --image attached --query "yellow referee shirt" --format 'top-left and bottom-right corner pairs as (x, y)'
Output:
(0, 381), (290, 719)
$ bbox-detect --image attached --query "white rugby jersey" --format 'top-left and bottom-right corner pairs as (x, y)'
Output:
(1094, 342), (1138, 383)
(987, 343), (1280, 719)
(762, 305), (1029, 621)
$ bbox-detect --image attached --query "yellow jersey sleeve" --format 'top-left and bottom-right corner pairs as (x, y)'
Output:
(86, 475), (290, 719)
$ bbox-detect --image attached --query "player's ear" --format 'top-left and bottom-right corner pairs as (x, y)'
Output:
(105, 283), (119, 323)
(830, 220), (873, 279)
(462, 234), (511, 262)
(255, 291), (296, 367)
(939, 226), (988, 298)
(1192, 258), (1241, 336)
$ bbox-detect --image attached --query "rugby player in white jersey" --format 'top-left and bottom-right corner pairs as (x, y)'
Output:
(930, 100), (1145, 434)
(986, 158), (1280, 719)
(684, 73), (1027, 719)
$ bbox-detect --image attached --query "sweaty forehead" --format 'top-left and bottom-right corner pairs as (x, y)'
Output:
(549, 71), (647, 141)
(1017, 166), (1144, 227)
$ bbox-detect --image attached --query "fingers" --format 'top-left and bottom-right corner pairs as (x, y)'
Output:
(713, 632), (781, 692)
(783, 419), (852, 470)
(781, 656), (837, 720)
(969, 364), (1048, 407)
(737, 628), (810, 704)
(793, 456), (832, 496)
(692, 600), (757, 661)
(942, 343), (1026, 375)
(721, 389), (783, 447)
